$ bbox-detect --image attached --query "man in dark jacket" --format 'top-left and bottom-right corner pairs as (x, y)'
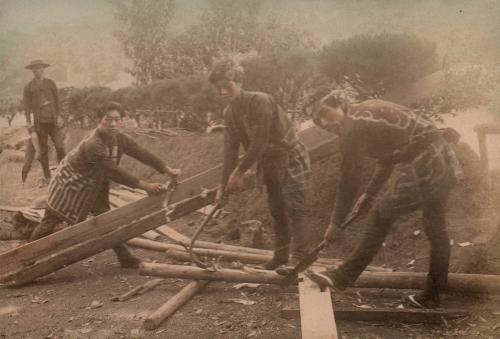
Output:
(29, 102), (180, 268)
(304, 89), (462, 308)
(23, 59), (66, 183)
(208, 59), (311, 269)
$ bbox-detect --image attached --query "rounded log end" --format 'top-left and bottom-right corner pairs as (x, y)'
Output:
(143, 318), (158, 331)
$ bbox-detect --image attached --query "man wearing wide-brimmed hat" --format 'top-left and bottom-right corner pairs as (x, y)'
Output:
(23, 59), (66, 184)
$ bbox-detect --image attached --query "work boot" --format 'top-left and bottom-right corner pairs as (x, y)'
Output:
(113, 245), (141, 269)
(38, 176), (51, 188)
(407, 290), (440, 309)
(305, 269), (346, 292)
(29, 222), (56, 242)
(262, 246), (289, 270)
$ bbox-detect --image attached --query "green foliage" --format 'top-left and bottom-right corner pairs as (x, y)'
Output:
(0, 97), (22, 127)
(67, 86), (113, 125)
(114, 0), (313, 82)
(115, 0), (176, 84)
(319, 33), (439, 97)
(241, 49), (317, 109)
(412, 66), (495, 121)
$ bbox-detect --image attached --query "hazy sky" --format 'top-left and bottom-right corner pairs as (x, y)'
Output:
(0, 0), (114, 33)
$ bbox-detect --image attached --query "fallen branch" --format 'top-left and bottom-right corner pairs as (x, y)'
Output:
(111, 278), (164, 302)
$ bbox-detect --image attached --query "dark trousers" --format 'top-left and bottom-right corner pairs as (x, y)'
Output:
(29, 209), (134, 261)
(37, 123), (66, 179)
(262, 152), (309, 259)
(328, 189), (451, 295)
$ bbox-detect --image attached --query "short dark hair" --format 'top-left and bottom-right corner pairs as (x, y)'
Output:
(208, 59), (244, 84)
(97, 101), (124, 120)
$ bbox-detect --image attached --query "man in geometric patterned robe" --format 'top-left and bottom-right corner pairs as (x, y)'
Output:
(29, 102), (180, 268)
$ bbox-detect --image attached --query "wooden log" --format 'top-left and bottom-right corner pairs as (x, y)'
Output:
(355, 271), (500, 294)
(111, 278), (164, 302)
(140, 262), (286, 284)
(299, 272), (338, 339)
(0, 126), (336, 281)
(156, 225), (274, 255)
(128, 238), (391, 272)
(280, 307), (469, 324)
(143, 280), (209, 331)
(140, 263), (500, 294)
(0, 205), (23, 213)
(129, 239), (273, 263)
(158, 226), (371, 269)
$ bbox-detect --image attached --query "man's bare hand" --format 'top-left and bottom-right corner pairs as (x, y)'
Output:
(226, 169), (244, 192)
(139, 181), (165, 195)
(166, 167), (181, 178)
(324, 223), (344, 244)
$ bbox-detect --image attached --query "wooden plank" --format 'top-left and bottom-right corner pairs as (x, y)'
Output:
(280, 307), (469, 324)
(0, 191), (216, 285)
(141, 230), (161, 241)
(0, 126), (336, 280)
(298, 273), (338, 339)
(0, 205), (23, 212)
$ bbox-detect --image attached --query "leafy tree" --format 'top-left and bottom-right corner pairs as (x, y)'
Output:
(241, 49), (317, 110)
(411, 65), (495, 121)
(0, 98), (22, 127)
(67, 87), (112, 127)
(319, 33), (439, 98)
(115, 0), (176, 84)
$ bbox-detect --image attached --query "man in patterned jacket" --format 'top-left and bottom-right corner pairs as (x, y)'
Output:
(208, 59), (311, 269)
(305, 89), (461, 308)
(29, 102), (180, 268)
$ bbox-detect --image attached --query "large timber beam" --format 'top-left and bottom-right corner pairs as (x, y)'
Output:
(1, 192), (215, 285)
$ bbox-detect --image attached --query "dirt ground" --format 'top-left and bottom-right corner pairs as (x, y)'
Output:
(1, 126), (500, 339)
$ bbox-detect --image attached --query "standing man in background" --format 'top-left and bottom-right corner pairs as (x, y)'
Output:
(23, 59), (66, 184)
